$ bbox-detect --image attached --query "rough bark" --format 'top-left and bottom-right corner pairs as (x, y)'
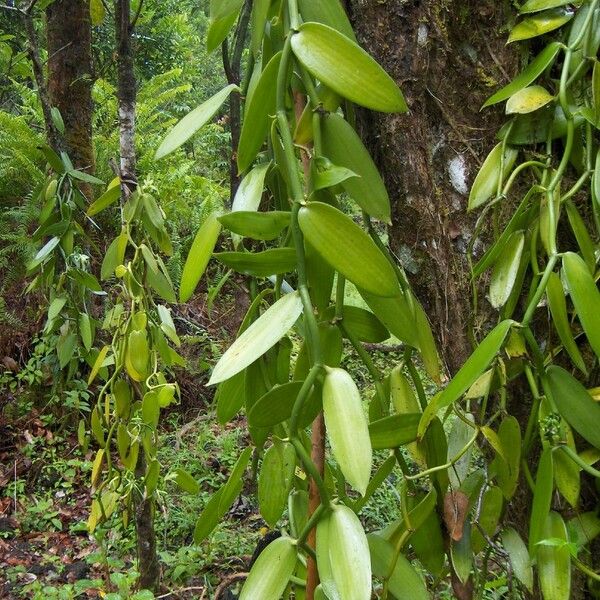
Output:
(348, 0), (515, 375)
(46, 0), (94, 174)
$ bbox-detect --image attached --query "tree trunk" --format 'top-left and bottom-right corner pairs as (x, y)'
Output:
(46, 0), (94, 175)
(348, 0), (515, 375)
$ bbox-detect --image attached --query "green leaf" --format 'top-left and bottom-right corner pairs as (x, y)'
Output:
(207, 0), (245, 53)
(88, 345), (110, 385)
(258, 441), (296, 527)
(209, 291), (303, 385)
(325, 505), (372, 600)
(320, 112), (391, 222)
(482, 43), (562, 108)
(250, 0), (271, 56)
(214, 248), (296, 277)
(501, 528), (533, 593)
(419, 320), (513, 435)
(565, 200), (596, 275)
(193, 447), (252, 543)
(508, 8), (574, 42)
(529, 447), (554, 555)
(471, 486), (504, 553)
(368, 535), (428, 600)
(563, 252), (600, 360)
(546, 365), (600, 450)
(231, 162), (270, 213)
(238, 52), (281, 173)
(147, 267), (176, 303)
(593, 61), (600, 116)
(489, 231), (524, 308)
(538, 512), (571, 600)
(179, 213), (222, 302)
(295, 84), (341, 145)
(57, 333), (77, 369)
(219, 211), (290, 241)
(173, 468), (200, 495)
(298, 0), (357, 41)
(506, 85), (554, 114)
(520, 0), (577, 13)
(87, 183), (121, 217)
(468, 143), (518, 211)
(239, 536), (297, 600)
(90, 0), (106, 25)
(79, 313), (93, 352)
(369, 413), (420, 450)
(248, 380), (305, 427)
(29, 236), (60, 268)
(68, 169), (104, 185)
(323, 368), (372, 495)
(316, 512), (340, 600)
(156, 84), (239, 159)
(216, 371), (246, 424)
(450, 520), (472, 584)
(447, 413), (475, 488)
(291, 22), (406, 113)
(299, 201), (399, 297)
(312, 156), (358, 191)
(567, 512), (600, 548)
(546, 272), (587, 374)
(494, 416), (521, 500)
(101, 233), (127, 281)
(321, 304), (389, 343)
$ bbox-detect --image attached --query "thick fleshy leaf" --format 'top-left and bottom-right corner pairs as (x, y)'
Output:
(238, 52), (281, 173)
(291, 22), (406, 113)
(179, 213), (221, 303)
(87, 183), (121, 217)
(506, 85), (554, 114)
(447, 413), (475, 488)
(299, 202), (399, 297)
(321, 304), (389, 343)
(215, 371), (246, 424)
(323, 368), (372, 495)
(369, 413), (420, 450)
(471, 486), (503, 553)
(156, 84), (238, 159)
(294, 84), (341, 144)
(312, 156), (358, 191)
(502, 528), (533, 592)
(565, 200), (595, 273)
(563, 252), (600, 359)
(468, 143), (518, 211)
(218, 211), (290, 241)
(213, 248), (296, 277)
(320, 112), (391, 222)
(546, 272), (587, 373)
(450, 520), (472, 584)
(482, 43), (561, 108)
(231, 162), (270, 213)
(494, 416), (521, 500)
(508, 8), (574, 43)
(258, 441), (296, 527)
(368, 534), (428, 600)
(209, 291), (302, 385)
(173, 468), (200, 495)
(326, 505), (372, 600)
(529, 447), (554, 555)
(567, 512), (600, 548)
(520, 0), (576, 12)
(248, 381), (305, 427)
(538, 512), (571, 600)
(239, 536), (297, 600)
(250, 0), (271, 56)
(489, 231), (524, 308)
(298, 0), (356, 41)
(546, 365), (600, 450)
(419, 320), (513, 435)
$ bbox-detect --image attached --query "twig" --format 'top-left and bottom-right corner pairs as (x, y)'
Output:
(155, 586), (206, 599)
(214, 573), (248, 600)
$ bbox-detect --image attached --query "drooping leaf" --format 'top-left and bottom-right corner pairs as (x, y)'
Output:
(215, 371), (246, 424)
(369, 413), (420, 450)
(156, 84), (239, 159)
(502, 528), (533, 592)
(489, 231), (524, 308)
(508, 8), (574, 43)
(299, 202), (399, 297)
(538, 512), (571, 600)
(213, 248), (296, 277)
(173, 468), (200, 495)
(291, 22), (406, 113)
(546, 365), (600, 450)
(494, 416), (521, 500)
(546, 272), (587, 373)
(258, 441), (296, 527)
(321, 304), (389, 343)
(506, 85), (554, 114)
(368, 535), (428, 600)
(238, 52), (281, 173)
(323, 368), (372, 495)
(482, 42), (561, 108)
(248, 380), (305, 427)
(250, 0), (271, 56)
(87, 183), (121, 217)
(320, 112), (391, 222)
(468, 143), (518, 211)
(207, 0), (245, 53)
(239, 536), (297, 600)
(563, 252), (600, 359)
(209, 291), (303, 385)
(529, 447), (554, 555)
(231, 162), (270, 212)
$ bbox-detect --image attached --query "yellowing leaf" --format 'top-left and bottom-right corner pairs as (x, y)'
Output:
(506, 85), (554, 114)
(508, 8), (574, 43)
(489, 231), (524, 308)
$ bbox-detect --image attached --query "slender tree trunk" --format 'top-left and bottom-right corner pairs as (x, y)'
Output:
(46, 0), (94, 174)
(348, 0), (515, 375)
(115, 0), (159, 591)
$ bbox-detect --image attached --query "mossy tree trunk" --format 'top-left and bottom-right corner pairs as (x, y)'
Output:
(46, 0), (94, 176)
